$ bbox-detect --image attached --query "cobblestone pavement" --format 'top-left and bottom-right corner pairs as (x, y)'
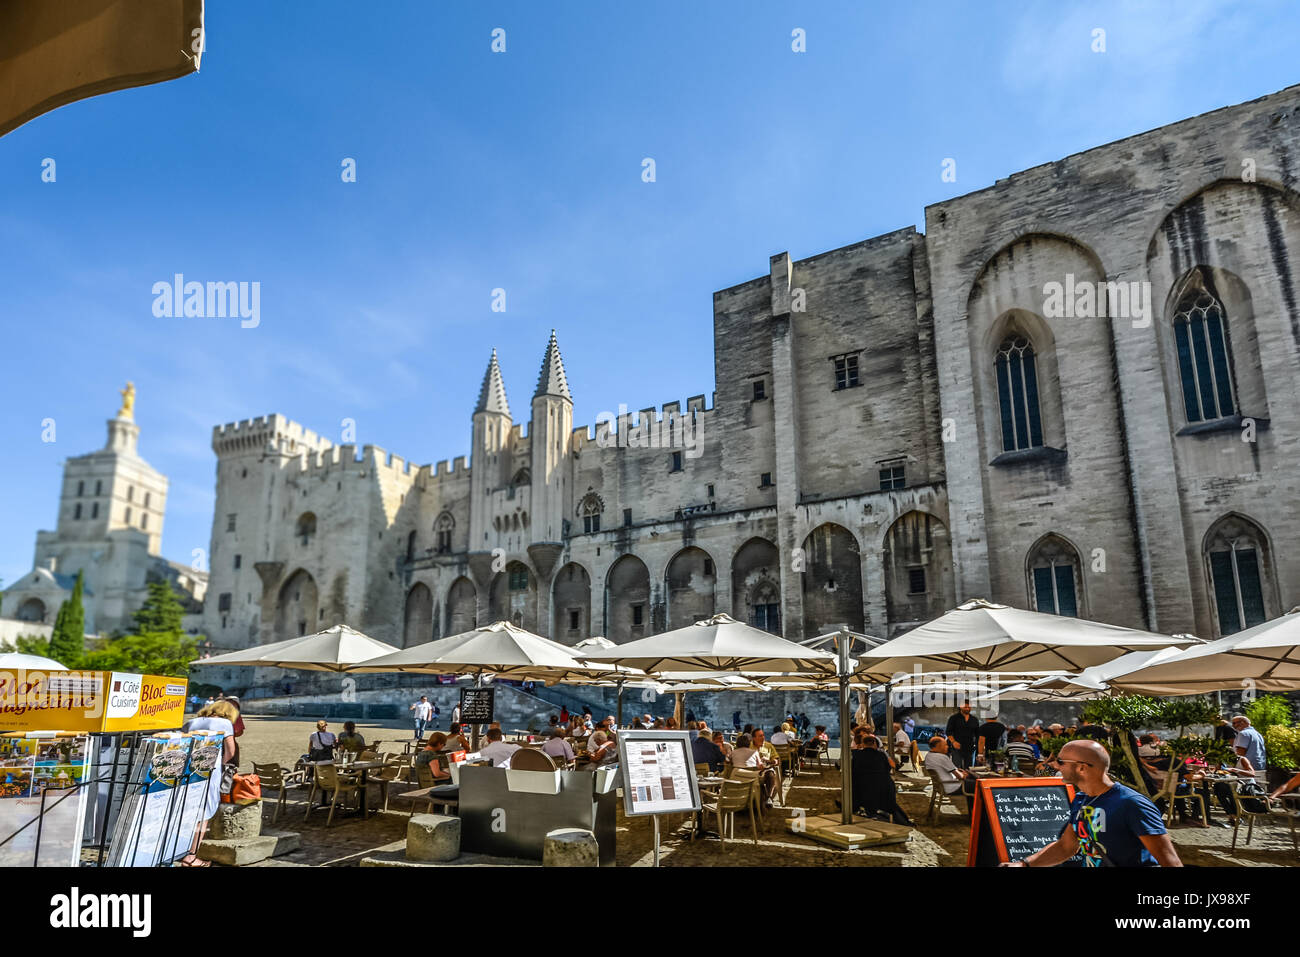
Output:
(232, 716), (1298, 867)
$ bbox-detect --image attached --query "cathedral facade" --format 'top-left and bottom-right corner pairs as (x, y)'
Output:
(199, 85), (1300, 676)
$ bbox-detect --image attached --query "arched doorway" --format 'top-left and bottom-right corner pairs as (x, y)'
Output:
(446, 577), (477, 635)
(605, 555), (650, 641)
(665, 546), (716, 628)
(732, 537), (781, 633)
(403, 582), (433, 647)
(801, 523), (863, 637)
(884, 511), (955, 635)
(553, 562), (592, 643)
(275, 569), (319, 638)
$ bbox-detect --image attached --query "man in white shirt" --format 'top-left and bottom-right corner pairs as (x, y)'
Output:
(541, 727), (575, 764)
(478, 728), (521, 768)
(771, 725), (794, 746)
(923, 736), (973, 810)
(893, 722), (911, 766)
(410, 696), (433, 740)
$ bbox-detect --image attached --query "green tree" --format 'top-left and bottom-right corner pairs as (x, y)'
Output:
(1159, 696), (1220, 737)
(132, 580), (186, 636)
(47, 571), (87, 667)
(79, 632), (198, 678)
(1243, 694), (1295, 732)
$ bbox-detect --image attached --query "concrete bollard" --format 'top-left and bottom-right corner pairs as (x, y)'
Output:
(406, 813), (461, 863)
(543, 827), (599, 867)
(209, 800), (263, 840)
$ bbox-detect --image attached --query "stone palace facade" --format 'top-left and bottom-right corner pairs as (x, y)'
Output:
(199, 85), (1300, 676)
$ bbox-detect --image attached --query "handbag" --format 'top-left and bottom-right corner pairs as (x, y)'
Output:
(307, 732), (334, 762)
(221, 773), (262, 805)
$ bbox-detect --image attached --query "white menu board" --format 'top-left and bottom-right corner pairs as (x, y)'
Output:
(617, 730), (700, 817)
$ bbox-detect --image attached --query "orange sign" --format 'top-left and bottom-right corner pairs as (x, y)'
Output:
(0, 670), (188, 733)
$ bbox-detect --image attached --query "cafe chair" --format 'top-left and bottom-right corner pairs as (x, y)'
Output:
(926, 770), (967, 823)
(695, 762), (713, 778)
(1229, 784), (1276, 849)
(369, 760), (406, 813)
(510, 748), (558, 772)
(306, 763), (363, 827)
(358, 750), (380, 762)
(723, 765), (765, 827)
(252, 762), (302, 825)
(700, 779), (759, 848)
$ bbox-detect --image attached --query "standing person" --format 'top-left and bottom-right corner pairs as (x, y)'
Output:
(410, 696), (433, 740)
(179, 700), (239, 867)
(451, 701), (462, 730)
(945, 700), (980, 769)
(977, 713), (1007, 763)
(851, 733), (912, 825)
(430, 702), (441, 730)
(1005, 739), (1181, 867)
(560, 705), (570, 727)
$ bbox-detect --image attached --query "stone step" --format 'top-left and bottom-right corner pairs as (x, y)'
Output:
(198, 828), (300, 866)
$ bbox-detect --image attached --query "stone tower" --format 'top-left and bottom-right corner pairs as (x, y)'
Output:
(529, 330), (573, 544)
(468, 349), (512, 552)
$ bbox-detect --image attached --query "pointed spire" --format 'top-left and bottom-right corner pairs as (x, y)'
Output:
(534, 329), (572, 402)
(475, 349), (510, 417)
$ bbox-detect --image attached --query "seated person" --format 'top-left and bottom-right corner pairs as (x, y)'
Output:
(800, 725), (829, 758)
(585, 731), (618, 768)
(851, 733), (912, 825)
(732, 732), (779, 807)
(336, 721), (366, 754)
(442, 729), (469, 753)
(892, 722), (912, 765)
(541, 727), (575, 764)
(478, 728), (521, 768)
(1004, 729), (1039, 771)
(712, 730), (733, 759)
(307, 721), (336, 761)
(771, 723), (796, 746)
(692, 727), (725, 773)
(1269, 770), (1300, 802)
(414, 733), (452, 781)
(924, 735), (976, 811)
(1024, 727), (1045, 759)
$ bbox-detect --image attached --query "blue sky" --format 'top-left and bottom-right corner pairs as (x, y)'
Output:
(1, 0), (1298, 592)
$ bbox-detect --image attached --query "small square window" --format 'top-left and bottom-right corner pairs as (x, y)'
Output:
(832, 353), (861, 390)
(879, 466), (905, 491)
(623, 508), (632, 527)
(632, 604), (644, 626)
(908, 567), (927, 595)
(752, 379), (766, 400)
(670, 451), (683, 472)
(218, 592), (232, 612)
(760, 472), (773, 488)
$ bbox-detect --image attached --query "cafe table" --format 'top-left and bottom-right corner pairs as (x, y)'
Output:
(304, 759), (385, 816)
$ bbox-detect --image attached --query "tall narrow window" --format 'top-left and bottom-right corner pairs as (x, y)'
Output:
(670, 451), (683, 472)
(579, 493), (603, 534)
(74, 504), (82, 520)
(995, 335), (1044, 452)
(1174, 289), (1236, 423)
(1206, 516), (1269, 636)
(77, 480), (84, 497)
(1027, 535), (1081, 617)
(435, 512), (454, 554)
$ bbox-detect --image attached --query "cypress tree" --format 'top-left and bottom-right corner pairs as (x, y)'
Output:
(48, 571), (85, 666)
(133, 580), (185, 636)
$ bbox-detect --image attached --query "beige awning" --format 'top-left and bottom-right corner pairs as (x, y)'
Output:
(190, 624), (399, 673)
(1, 0), (204, 138)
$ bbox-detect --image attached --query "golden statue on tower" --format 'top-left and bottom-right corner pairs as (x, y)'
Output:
(118, 381), (136, 420)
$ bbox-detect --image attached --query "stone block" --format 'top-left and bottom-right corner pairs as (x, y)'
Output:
(543, 827), (599, 867)
(198, 828), (300, 866)
(209, 800), (263, 840)
(406, 813), (460, 862)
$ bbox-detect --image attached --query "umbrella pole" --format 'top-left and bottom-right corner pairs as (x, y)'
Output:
(838, 629), (853, 825)
(885, 681), (895, 767)
(471, 671), (483, 753)
(616, 679), (625, 729)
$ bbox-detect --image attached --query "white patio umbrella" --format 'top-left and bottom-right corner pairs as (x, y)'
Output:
(190, 624), (400, 672)
(857, 599), (1197, 675)
(1106, 608), (1300, 696)
(0, 652), (67, 671)
(582, 614), (838, 675)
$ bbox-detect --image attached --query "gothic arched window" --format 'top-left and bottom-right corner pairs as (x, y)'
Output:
(994, 335), (1044, 452)
(434, 512), (454, 554)
(578, 492), (603, 534)
(749, 579), (781, 634)
(1174, 287), (1236, 423)
(296, 512), (316, 547)
(1205, 516), (1269, 635)
(1027, 535), (1082, 617)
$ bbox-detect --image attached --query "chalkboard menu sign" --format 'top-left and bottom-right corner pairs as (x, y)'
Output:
(459, 686), (495, 725)
(967, 777), (1076, 866)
